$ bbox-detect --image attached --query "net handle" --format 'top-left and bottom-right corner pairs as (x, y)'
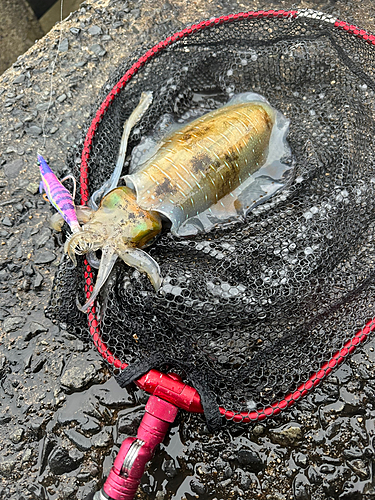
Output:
(80, 10), (375, 421)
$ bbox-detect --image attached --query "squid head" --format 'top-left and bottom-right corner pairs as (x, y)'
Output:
(65, 186), (163, 312)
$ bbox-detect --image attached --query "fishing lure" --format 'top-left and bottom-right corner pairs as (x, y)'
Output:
(41, 92), (290, 313)
(38, 154), (81, 233)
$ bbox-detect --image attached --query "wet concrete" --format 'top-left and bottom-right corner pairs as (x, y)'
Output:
(0, 0), (375, 499)
(0, 0), (44, 74)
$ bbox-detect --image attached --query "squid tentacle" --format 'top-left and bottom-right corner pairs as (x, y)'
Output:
(117, 244), (162, 291)
(77, 245), (119, 313)
(78, 245), (162, 313)
(89, 91), (153, 210)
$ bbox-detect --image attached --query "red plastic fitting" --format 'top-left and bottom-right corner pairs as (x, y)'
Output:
(102, 396), (178, 500)
(136, 370), (204, 413)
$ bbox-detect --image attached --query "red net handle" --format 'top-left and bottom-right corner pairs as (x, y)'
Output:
(80, 10), (375, 421)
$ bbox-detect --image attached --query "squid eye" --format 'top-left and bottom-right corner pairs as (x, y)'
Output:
(142, 235), (159, 248)
(87, 250), (102, 269)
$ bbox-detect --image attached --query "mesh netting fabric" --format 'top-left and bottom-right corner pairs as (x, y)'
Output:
(47, 11), (375, 427)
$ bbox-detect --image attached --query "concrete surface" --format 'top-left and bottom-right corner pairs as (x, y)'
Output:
(0, 0), (374, 499)
(0, 0), (44, 74)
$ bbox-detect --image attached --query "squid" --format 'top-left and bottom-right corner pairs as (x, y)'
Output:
(39, 91), (287, 313)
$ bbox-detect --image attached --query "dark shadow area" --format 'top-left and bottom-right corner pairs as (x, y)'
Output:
(0, 0), (82, 75)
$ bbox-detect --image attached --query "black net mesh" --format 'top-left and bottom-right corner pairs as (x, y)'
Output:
(47, 11), (375, 427)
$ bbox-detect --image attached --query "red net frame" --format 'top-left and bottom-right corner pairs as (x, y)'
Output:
(79, 9), (375, 422)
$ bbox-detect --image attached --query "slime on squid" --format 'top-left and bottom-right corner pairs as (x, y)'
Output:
(38, 91), (291, 313)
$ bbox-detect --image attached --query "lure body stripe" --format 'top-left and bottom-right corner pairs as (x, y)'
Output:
(38, 154), (81, 232)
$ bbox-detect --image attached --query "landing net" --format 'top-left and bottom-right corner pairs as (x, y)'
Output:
(48, 10), (375, 428)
